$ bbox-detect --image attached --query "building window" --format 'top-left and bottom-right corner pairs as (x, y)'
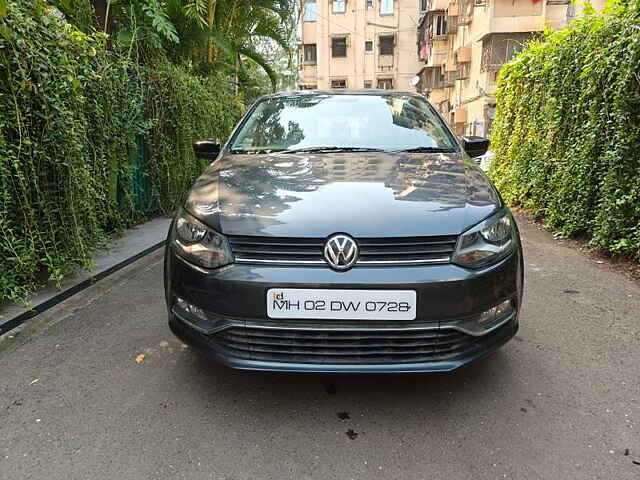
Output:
(364, 80), (372, 88)
(303, 44), (317, 64)
(365, 0), (373, 7)
(481, 33), (534, 71)
(457, 62), (470, 80)
(331, 79), (347, 88)
(380, 0), (393, 15)
(434, 14), (447, 36)
(377, 78), (393, 89)
(332, 0), (346, 13)
(420, 0), (428, 11)
(379, 35), (394, 55)
(331, 36), (347, 57)
(365, 40), (373, 52)
(303, 0), (316, 21)
(299, 84), (318, 90)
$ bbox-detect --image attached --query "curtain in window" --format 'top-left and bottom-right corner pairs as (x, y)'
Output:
(304, 1), (317, 21)
(380, 0), (393, 14)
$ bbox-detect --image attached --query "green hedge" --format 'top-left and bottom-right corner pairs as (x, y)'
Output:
(146, 65), (242, 213)
(489, 1), (640, 260)
(0, 1), (242, 302)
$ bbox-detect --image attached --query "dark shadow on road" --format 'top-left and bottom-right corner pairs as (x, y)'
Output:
(171, 346), (515, 418)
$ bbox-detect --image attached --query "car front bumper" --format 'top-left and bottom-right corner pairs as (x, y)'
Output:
(164, 245), (523, 373)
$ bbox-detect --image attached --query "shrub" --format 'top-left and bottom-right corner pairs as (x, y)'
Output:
(146, 64), (242, 213)
(0, 1), (241, 302)
(489, 1), (640, 260)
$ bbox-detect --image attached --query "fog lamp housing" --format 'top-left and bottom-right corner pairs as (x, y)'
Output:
(173, 297), (225, 334)
(478, 299), (514, 325)
(441, 298), (516, 336)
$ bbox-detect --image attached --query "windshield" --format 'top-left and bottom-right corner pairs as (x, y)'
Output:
(229, 94), (458, 153)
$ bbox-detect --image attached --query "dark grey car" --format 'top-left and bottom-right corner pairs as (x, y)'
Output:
(164, 91), (523, 373)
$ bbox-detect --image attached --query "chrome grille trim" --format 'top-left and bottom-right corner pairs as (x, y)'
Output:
(229, 235), (457, 267)
(357, 257), (450, 265)
(235, 257), (325, 265)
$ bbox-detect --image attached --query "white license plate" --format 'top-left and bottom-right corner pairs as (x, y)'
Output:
(266, 289), (417, 320)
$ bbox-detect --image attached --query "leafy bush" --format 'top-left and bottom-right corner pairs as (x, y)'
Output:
(146, 64), (242, 212)
(0, 1), (241, 302)
(489, 1), (640, 260)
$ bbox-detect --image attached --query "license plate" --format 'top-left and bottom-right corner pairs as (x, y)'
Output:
(266, 289), (417, 320)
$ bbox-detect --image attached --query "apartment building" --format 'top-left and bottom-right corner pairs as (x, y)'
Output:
(298, 0), (423, 91)
(416, 0), (605, 136)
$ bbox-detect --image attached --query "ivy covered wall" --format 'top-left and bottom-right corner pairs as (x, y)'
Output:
(0, 2), (242, 302)
(489, 1), (640, 261)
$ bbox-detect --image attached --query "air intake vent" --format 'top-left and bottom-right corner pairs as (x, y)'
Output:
(212, 326), (475, 364)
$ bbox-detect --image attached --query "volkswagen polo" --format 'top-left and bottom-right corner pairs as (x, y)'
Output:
(164, 91), (524, 373)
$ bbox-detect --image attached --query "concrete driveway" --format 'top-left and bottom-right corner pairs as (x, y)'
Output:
(1, 213), (638, 479)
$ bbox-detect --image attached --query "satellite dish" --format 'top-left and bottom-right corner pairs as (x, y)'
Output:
(410, 76), (420, 87)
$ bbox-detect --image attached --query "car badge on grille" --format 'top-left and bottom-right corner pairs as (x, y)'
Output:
(324, 234), (358, 271)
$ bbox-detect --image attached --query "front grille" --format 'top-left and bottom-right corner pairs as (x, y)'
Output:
(229, 236), (325, 265)
(229, 235), (458, 266)
(211, 326), (483, 364)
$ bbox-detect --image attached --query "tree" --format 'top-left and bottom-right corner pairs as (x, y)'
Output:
(49, 0), (296, 91)
(176, 0), (296, 89)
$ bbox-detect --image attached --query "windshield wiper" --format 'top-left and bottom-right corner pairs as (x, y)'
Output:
(232, 146), (456, 154)
(386, 146), (457, 153)
(275, 146), (386, 154)
(229, 148), (279, 154)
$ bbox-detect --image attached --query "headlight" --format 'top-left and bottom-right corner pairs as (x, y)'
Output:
(170, 209), (233, 269)
(452, 209), (516, 269)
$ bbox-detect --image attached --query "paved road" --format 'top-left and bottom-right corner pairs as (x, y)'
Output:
(1, 213), (639, 479)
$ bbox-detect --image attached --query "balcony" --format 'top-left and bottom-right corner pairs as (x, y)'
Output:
(473, 7), (545, 42)
(455, 44), (472, 63)
(458, 0), (473, 25)
(481, 32), (535, 71)
(422, 37), (449, 67)
(444, 56), (457, 73)
(418, 5), (450, 66)
(456, 62), (470, 80)
(478, 70), (499, 96)
(447, 14), (458, 34)
(379, 54), (394, 68)
(426, 0), (449, 12)
(430, 88), (449, 104)
(444, 70), (457, 87)
(419, 66), (445, 91)
(433, 35), (449, 51)
(454, 106), (467, 124)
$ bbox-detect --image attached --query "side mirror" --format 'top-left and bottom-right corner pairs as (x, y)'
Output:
(461, 136), (490, 158)
(193, 139), (221, 160)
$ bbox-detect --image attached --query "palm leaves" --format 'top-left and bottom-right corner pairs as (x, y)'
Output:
(169, 0), (296, 90)
(140, 0), (179, 44)
(52, 0), (295, 91)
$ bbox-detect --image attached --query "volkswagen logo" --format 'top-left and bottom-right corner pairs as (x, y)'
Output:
(324, 234), (358, 271)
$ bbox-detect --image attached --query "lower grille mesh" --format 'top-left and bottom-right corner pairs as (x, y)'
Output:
(211, 326), (484, 364)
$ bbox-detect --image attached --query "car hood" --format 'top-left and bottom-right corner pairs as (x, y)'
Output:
(185, 152), (500, 238)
